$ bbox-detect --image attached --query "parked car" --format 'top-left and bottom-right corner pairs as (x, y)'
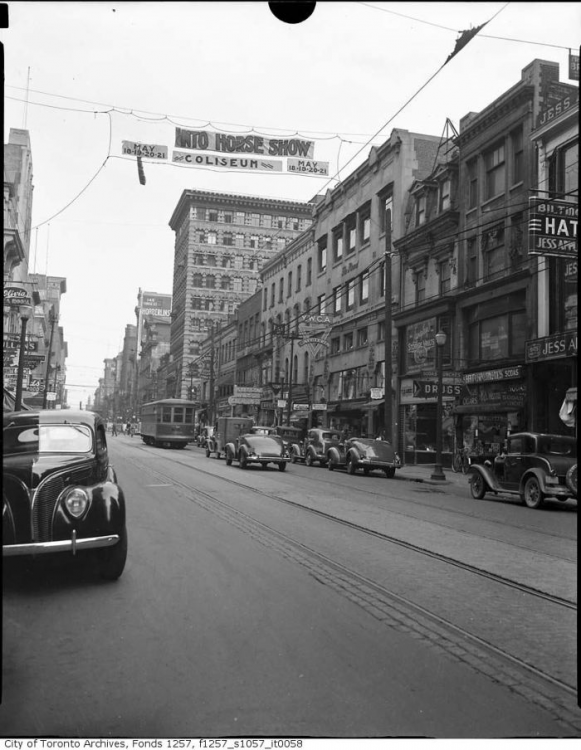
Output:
(304, 428), (342, 467)
(197, 426), (215, 448)
(2, 409), (128, 579)
(225, 432), (290, 471)
(469, 432), (577, 509)
(327, 437), (401, 478)
(275, 425), (305, 459)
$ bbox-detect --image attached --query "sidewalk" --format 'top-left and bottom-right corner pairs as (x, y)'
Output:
(396, 463), (473, 488)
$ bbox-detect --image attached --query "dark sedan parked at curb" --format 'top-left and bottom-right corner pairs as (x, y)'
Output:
(469, 432), (577, 509)
(225, 432), (291, 471)
(3, 409), (128, 580)
(327, 437), (401, 478)
(304, 428), (342, 467)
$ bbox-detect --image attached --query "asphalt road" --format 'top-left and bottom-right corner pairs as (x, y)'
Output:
(1, 437), (578, 739)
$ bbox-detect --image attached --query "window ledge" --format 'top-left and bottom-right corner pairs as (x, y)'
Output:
(509, 181), (524, 191)
(481, 193), (506, 210)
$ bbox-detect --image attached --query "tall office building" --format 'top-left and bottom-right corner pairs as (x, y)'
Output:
(167, 189), (315, 399)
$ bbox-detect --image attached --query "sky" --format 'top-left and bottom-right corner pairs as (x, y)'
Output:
(2, 1), (580, 407)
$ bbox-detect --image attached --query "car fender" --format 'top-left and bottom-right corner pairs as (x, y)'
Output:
(327, 446), (342, 464)
(519, 468), (556, 495)
(469, 463), (498, 491)
(346, 448), (361, 465)
(53, 481), (126, 538)
(225, 442), (236, 458)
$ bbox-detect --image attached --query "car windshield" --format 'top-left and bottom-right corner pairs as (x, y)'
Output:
(3, 424), (93, 455)
(322, 432), (340, 441)
(537, 436), (577, 456)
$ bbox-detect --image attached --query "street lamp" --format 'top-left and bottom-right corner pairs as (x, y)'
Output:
(430, 330), (447, 481)
(14, 304), (33, 411)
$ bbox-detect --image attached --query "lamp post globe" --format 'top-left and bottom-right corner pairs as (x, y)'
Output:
(430, 330), (447, 482)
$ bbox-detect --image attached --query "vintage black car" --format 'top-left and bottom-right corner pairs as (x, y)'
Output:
(3, 409), (128, 579)
(327, 437), (401, 478)
(275, 426), (305, 461)
(304, 428), (342, 467)
(469, 432), (577, 509)
(225, 432), (290, 471)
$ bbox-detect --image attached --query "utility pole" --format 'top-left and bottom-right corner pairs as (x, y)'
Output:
(42, 308), (57, 409)
(209, 321), (215, 425)
(383, 203), (393, 443)
(286, 332), (296, 427)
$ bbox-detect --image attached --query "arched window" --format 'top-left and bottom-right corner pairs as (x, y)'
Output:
(193, 273), (203, 287)
(205, 275), (215, 289)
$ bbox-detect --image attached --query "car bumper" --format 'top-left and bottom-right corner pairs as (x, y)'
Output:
(359, 459), (399, 470)
(3, 532), (121, 557)
(248, 457), (290, 464)
(544, 485), (574, 499)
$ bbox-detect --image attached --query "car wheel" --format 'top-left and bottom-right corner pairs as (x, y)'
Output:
(346, 456), (356, 475)
(384, 467), (395, 478)
(320, 460), (328, 468)
(305, 452), (313, 467)
(278, 462), (287, 472)
(328, 458), (335, 471)
(226, 452), (233, 466)
(523, 476), (544, 509)
(240, 454), (248, 469)
(205, 448), (210, 458)
(98, 527), (128, 581)
(261, 463), (268, 469)
(470, 472), (487, 499)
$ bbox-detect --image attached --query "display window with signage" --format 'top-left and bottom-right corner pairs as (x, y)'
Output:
(402, 315), (451, 374)
(399, 402), (454, 466)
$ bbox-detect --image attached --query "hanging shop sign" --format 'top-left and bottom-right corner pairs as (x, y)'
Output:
(287, 159), (329, 176)
(3, 337), (38, 352)
(413, 381), (469, 399)
(233, 386), (262, 399)
(4, 286), (31, 306)
(140, 292), (172, 317)
(175, 128), (315, 158)
(172, 151), (283, 172)
(370, 388), (384, 400)
(463, 366), (523, 384)
(528, 198), (578, 258)
(122, 141), (168, 159)
(525, 331), (578, 363)
(569, 52), (579, 81)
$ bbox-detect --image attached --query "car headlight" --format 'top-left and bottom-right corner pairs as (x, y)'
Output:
(64, 488), (90, 518)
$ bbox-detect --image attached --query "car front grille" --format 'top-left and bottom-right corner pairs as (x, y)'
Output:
(32, 466), (94, 542)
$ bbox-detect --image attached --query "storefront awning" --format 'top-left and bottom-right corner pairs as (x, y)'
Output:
(452, 404), (521, 414)
(361, 399), (385, 409)
(331, 400), (367, 412)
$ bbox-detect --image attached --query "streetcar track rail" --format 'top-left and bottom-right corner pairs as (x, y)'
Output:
(128, 442), (577, 560)
(125, 451), (580, 732)
(127, 448), (576, 610)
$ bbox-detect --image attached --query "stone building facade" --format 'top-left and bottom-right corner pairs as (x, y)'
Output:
(167, 189), (314, 400)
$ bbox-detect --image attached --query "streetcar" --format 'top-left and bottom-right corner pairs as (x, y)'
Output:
(139, 398), (196, 449)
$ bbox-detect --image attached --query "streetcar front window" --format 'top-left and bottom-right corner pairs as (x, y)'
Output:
(162, 408), (172, 423)
(174, 408), (184, 423)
